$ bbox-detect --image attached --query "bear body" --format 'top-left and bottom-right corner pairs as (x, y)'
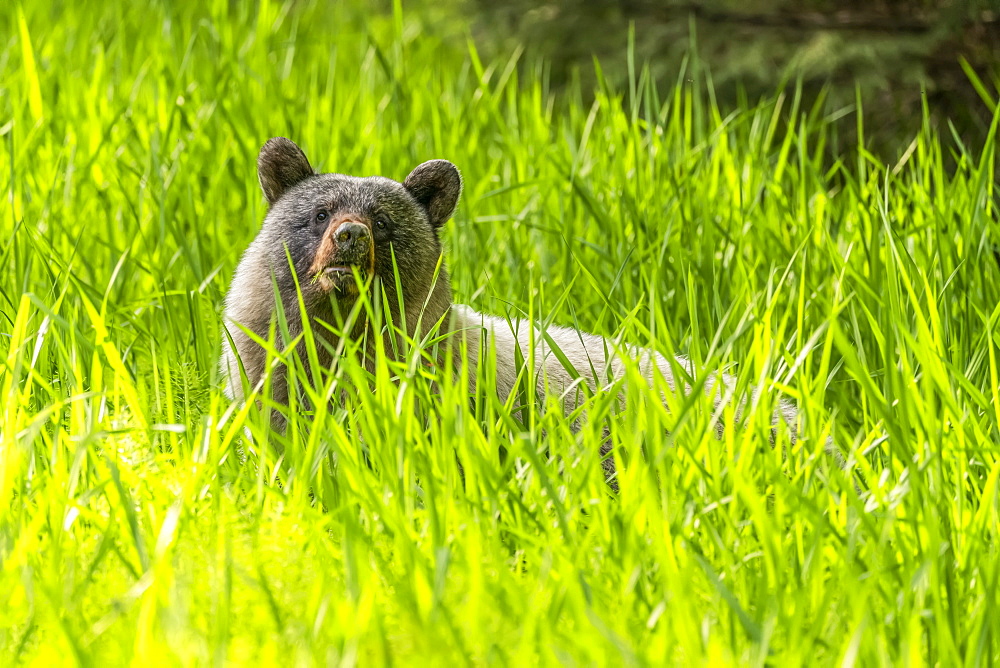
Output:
(221, 137), (812, 486)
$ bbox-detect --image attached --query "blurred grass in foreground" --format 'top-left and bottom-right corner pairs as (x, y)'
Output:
(1, 0), (999, 664)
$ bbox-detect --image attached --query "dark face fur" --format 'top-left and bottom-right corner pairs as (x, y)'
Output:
(255, 137), (462, 333)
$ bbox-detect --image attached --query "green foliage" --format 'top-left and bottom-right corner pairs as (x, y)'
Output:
(469, 0), (1000, 157)
(1, 0), (999, 664)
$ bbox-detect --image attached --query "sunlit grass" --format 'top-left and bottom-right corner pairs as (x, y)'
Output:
(1, 0), (999, 665)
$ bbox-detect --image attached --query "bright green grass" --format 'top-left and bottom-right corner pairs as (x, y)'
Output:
(2, 0), (1000, 665)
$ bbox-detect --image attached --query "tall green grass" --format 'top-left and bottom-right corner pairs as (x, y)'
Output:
(2, 0), (999, 664)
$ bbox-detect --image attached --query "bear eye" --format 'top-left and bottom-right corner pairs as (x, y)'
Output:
(374, 214), (391, 230)
(316, 210), (329, 224)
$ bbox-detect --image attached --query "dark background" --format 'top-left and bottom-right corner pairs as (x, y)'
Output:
(460, 0), (1000, 158)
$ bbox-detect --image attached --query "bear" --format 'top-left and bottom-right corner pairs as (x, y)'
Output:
(221, 137), (839, 489)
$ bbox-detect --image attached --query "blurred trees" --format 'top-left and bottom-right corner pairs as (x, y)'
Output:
(464, 0), (1000, 155)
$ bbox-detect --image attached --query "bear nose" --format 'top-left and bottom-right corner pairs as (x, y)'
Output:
(334, 221), (370, 251)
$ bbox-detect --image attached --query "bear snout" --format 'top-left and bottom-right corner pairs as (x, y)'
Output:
(334, 221), (370, 255)
(308, 215), (376, 294)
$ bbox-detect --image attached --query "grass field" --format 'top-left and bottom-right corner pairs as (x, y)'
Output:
(2, 0), (1000, 665)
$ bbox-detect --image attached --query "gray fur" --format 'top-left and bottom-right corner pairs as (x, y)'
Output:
(222, 138), (841, 487)
(446, 307), (828, 488)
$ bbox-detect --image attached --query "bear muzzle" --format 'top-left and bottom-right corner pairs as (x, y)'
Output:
(309, 215), (376, 294)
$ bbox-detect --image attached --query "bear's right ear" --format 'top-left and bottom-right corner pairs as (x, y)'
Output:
(258, 137), (314, 205)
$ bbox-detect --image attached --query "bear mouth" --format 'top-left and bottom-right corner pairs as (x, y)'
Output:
(316, 262), (367, 293)
(323, 265), (357, 275)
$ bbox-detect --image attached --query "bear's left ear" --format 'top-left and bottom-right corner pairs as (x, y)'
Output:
(404, 160), (462, 228)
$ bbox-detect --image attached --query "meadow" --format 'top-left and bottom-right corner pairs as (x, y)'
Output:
(1, 0), (999, 665)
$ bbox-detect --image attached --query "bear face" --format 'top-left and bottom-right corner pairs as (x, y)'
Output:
(221, 138), (463, 405)
(253, 137), (462, 316)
